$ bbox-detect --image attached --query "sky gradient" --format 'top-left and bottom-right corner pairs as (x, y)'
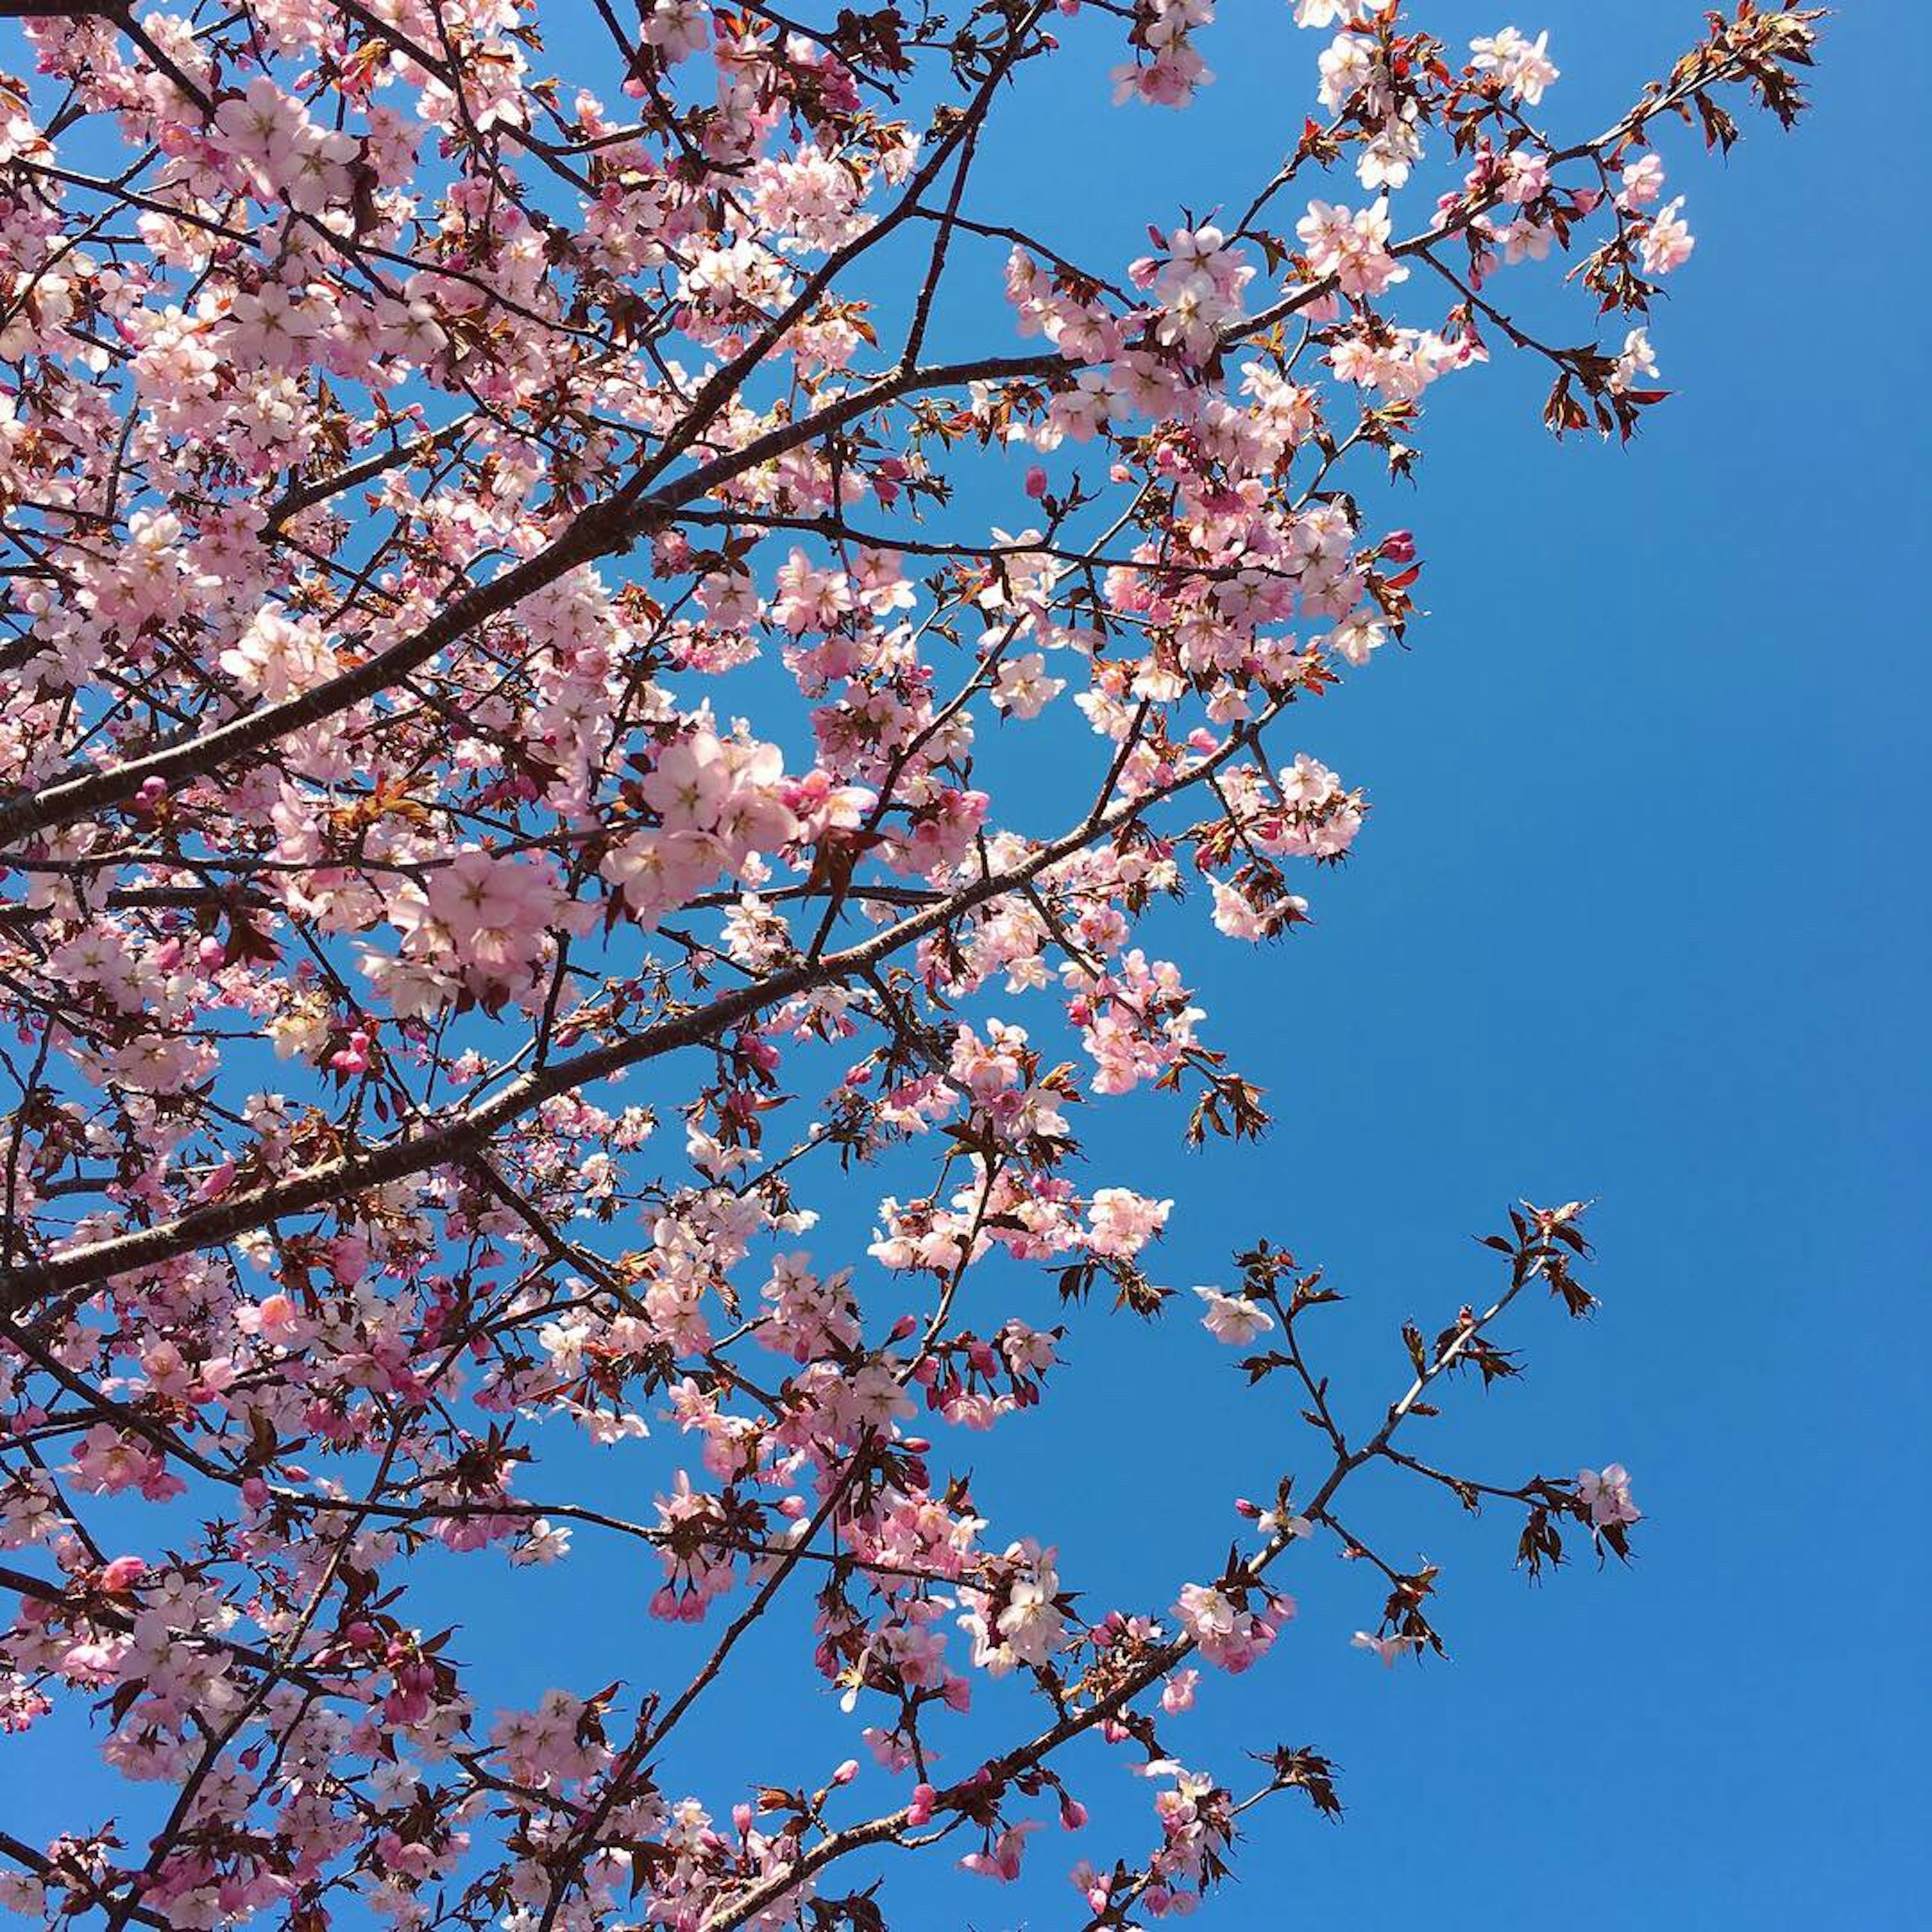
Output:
(8, 5), (1925, 1926)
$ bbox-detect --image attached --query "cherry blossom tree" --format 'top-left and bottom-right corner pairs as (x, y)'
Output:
(0, 2), (1816, 1925)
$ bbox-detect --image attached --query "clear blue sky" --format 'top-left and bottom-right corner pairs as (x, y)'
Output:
(9, 6), (1925, 1926)
(914, 6), (1929, 1922)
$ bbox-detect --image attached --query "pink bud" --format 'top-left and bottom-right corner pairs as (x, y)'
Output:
(1060, 1798), (1088, 1830)
(833, 1758), (859, 1786)
(1024, 464), (1048, 499)
(98, 1556), (146, 1592)
(197, 936), (225, 969)
(907, 1782), (937, 1826)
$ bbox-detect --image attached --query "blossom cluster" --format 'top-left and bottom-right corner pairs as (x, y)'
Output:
(0, 1), (1815, 1924)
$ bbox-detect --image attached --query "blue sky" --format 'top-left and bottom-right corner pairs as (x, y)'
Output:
(927, 5), (1926, 1922)
(8, 4), (1926, 1926)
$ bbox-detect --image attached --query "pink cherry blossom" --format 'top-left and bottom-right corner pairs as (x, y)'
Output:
(0, 3), (1816, 1920)
(1578, 1463), (1643, 1528)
